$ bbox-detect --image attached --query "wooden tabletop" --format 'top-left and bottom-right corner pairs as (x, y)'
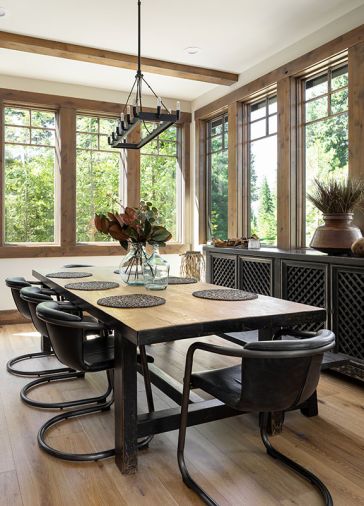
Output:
(33, 266), (326, 345)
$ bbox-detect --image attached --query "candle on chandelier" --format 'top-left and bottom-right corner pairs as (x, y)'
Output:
(156, 96), (162, 116)
(176, 101), (181, 119)
(120, 113), (126, 130)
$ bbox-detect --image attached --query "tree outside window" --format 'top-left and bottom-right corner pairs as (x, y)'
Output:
(248, 96), (277, 245)
(206, 114), (228, 240)
(76, 114), (122, 243)
(140, 124), (181, 242)
(4, 107), (57, 243)
(304, 64), (348, 245)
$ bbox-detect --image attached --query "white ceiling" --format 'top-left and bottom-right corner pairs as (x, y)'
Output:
(0, 0), (364, 102)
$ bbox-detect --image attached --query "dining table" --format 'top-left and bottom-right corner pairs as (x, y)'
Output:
(32, 265), (326, 475)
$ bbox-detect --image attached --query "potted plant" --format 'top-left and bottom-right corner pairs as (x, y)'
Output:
(307, 178), (364, 255)
(95, 201), (172, 285)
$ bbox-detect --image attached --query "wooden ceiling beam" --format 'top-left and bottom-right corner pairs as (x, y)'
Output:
(0, 31), (238, 86)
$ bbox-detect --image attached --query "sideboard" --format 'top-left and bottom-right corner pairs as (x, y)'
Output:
(204, 246), (364, 380)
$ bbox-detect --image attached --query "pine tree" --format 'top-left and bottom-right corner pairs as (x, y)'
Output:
(257, 177), (276, 243)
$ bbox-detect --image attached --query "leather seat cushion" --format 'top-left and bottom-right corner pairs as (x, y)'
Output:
(192, 365), (242, 409)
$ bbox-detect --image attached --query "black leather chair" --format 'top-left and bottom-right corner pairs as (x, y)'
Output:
(5, 277), (71, 377)
(19, 285), (112, 410)
(177, 330), (335, 506)
(36, 300), (154, 461)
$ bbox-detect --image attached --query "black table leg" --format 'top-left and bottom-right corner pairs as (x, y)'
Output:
(114, 331), (138, 474)
(300, 390), (318, 417)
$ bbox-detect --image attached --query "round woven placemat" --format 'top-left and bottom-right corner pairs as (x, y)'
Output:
(192, 289), (258, 301)
(97, 294), (166, 308)
(168, 276), (197, 285)
(46, 271), (93, 279)
(65, 281), (119, 291)
(63, 264), (94, 268)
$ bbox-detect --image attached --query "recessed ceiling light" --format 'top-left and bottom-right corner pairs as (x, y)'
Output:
(0, 7), (6, 17)
(184, 47), (201, 55)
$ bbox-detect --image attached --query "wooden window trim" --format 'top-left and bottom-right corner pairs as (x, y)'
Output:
(348, 42), (364, 233)
(0, 88), (191, 258)
(197, 30), (364, 248)
(298, 61), (349, 247)
(246, 93), (278, 244)
(204, 112), (229, 241)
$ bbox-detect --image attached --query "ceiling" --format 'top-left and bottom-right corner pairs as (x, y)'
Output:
(0, 0), (364, 102)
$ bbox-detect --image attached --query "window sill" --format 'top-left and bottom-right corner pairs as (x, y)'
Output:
(0, 243), (188, 258)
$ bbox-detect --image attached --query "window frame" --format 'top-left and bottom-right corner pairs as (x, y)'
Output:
(2, 104), (60, 246)
(0, 89), (191, 258)
(299, 60), (349, 247)
(75, 112), (126, 245)
(246, 93), (278, 245)
(205, 111), (229, 240)
(140, 123), (184, 244)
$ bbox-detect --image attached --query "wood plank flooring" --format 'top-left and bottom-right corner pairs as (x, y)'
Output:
(0, 323), (363, 506)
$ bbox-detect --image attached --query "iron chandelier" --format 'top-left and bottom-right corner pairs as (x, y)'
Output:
(108, 0), (180, 150)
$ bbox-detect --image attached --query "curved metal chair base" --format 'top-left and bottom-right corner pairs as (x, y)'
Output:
(7, 351), (74, 377)
(177, 410), (333, 506)
(38, 398), (153, 461)
(260, 413), (333, 506)
(20, 371), (123, 411)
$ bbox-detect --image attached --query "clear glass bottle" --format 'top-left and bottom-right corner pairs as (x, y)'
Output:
(144, 245), (170, 290)
(119, 243), (148, 286)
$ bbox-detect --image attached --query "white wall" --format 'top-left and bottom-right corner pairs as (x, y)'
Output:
(1, 254), (182, 311)
(192, 4), (364, 112)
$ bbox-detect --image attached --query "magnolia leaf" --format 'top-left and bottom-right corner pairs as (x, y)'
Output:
(94, 214), (110, 234)
(126, 226), (139, 241)
(144, 219), (152, 239)
(109, 223), (128, 241)
(119, 240), (129, 250)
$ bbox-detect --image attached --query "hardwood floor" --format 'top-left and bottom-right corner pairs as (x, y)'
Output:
(0, 323), (363, 506)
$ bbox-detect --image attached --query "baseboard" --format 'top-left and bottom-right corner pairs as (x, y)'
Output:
(0, 310), (28, 325)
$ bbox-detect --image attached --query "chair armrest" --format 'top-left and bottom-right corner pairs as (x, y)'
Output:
(187, 341), (246, 359)
(273, 328), (316, 340)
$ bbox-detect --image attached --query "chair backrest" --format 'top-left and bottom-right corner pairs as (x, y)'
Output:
(5, 277), (32, 319)
(239, 330), (335, 412)
(20, 286), (53, 337)
(36, 301), (87, 371)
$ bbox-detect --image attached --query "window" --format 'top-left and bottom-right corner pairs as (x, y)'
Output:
(248, 95), (277, 245)
(303, 64), (349, 245)
(3, 106), (58, 244)
(206, 113), (228, 240)
(76, 114), (123, 242)
(140, 124), (182, 242)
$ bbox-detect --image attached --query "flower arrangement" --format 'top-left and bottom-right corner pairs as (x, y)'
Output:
(94, 201), (172, 250)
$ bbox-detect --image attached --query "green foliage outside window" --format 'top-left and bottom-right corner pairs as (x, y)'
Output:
(140, 124), (179, 241)
(4, 107), (56, 243)
(76, 115), (121, 243)
(249, 96), (277, 245)
(207, 114), (228, 240)
(304, 65), (349, 245)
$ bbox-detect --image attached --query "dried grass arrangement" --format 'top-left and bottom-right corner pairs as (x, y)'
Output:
(307, 178), (364, 214)
(180, 251), (205, 281)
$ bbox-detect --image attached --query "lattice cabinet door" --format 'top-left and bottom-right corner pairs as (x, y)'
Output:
(210, 254), (237, 288)
(332, 266), (364, 360)
(239, 257), (272, 296)
(281, 260), (329, 331)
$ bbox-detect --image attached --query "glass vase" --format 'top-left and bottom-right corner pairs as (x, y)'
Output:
(144, 245), (170, 290)
(119, 243), (148, 286)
